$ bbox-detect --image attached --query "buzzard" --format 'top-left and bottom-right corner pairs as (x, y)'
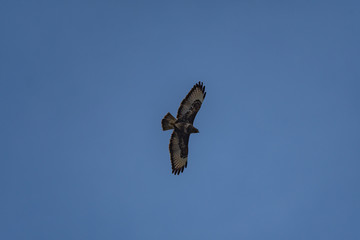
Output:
(162, 81), (206, 175)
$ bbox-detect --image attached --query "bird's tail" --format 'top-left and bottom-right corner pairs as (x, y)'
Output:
(162, 112), (176, 131)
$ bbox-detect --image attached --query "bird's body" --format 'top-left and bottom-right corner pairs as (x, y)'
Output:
(162, 82), (206, 175)
(174, 122), (199, 134)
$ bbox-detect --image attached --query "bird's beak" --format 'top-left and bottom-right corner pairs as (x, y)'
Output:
(195, 129), (199, 133)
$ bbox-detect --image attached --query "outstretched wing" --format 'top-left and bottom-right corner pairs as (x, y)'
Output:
(177, 81), (206, 124)
(169, 129), (190, 175)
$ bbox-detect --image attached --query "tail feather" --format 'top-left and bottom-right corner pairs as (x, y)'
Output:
(162, 112), (176, 131)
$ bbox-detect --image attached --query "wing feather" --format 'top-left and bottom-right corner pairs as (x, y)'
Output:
(169, 130), (189, 175)
(177, 81), (206, 124)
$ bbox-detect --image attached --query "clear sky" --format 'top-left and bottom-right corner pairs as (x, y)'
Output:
(1, 1), (360, 239)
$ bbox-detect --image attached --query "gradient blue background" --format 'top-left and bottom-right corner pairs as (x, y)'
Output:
(1, 1), (359, 239)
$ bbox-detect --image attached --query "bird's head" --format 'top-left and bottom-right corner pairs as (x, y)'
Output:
(185, 124), (200, 134)
(192, 127), (199, 133)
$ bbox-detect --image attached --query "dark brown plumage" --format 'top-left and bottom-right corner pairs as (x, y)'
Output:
(162, 82), (206, 175)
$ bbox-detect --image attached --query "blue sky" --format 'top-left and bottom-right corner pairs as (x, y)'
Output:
(1, 1), (360, 239)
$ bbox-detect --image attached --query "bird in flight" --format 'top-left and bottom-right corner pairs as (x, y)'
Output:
(162, 82), (206, 175)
